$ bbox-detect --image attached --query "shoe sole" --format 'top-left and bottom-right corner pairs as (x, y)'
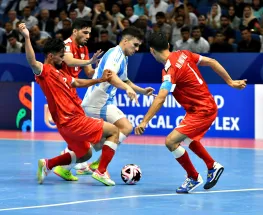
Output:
(176, 180), (204, 194)
(204, 167), (224, 190)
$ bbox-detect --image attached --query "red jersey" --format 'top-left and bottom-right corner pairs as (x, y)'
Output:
(35, 64), (85, 126)
(162, 50), (217, 114)
(63, 36), (90, 78)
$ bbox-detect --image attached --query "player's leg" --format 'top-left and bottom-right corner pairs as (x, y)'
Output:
(79, 105), (131, 174)
(37, 150), (77, 184)
(52, 124), (94, 182)
(57, 116), (118, 186)
(53, 144), (93, 182)
(88, 117), (132, 170)
(165, 129), (203, 193)
(184, 112), (224, 190)
(92, 121), (119, 186)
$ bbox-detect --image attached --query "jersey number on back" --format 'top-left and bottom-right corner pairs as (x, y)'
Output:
(187, 63), (203, 85)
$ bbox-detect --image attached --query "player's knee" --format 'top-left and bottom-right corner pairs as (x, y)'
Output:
(165, 136), (173, 150)
(119, 122), (133, 136)
(165, 136), (180, 151)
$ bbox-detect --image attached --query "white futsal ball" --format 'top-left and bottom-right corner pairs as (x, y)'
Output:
(121, 164), (142, 185)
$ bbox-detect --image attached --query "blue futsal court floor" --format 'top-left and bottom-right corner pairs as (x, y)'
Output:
(0, 136), (263, 214)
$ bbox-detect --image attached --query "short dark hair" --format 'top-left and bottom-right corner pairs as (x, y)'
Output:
(147, 32), (168, 52)
(156, 12), (165, 18)
(7, 33), (16, 40)
(121, 26), (144, 41)
(240, 27), (250, 32)
(43, 38), (65, 57)
(181, 26), (190, 33)
(100, 30), (109, 34)
(72, 18), (92, 30)
(192, 26), (201, 31)
(220, 14), (229, 20)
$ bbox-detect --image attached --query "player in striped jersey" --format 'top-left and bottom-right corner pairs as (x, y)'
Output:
(63, 27), (155, 175)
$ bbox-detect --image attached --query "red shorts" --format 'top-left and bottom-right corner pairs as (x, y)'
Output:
(58, 115), (104, 158)
(175, 111), (217, 141)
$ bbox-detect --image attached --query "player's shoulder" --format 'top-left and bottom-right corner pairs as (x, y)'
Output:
(164, 51), (180, 71)
(106, 46), (124, 61)
(64, 37), (73, 45)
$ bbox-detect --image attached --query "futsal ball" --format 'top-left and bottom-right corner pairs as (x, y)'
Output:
(121, 164), (142, 185)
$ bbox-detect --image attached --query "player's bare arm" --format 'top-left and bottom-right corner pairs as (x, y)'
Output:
(199, 56), (247, 89)
(64, 49), (103, 67)
(19, 23), (42, 75)
(109, 72), (138, 103)
(135, 89), (169, 135)
(83, 64), (95, 78)
(124, 79), (155, 96)
(72, 69), (112, 88)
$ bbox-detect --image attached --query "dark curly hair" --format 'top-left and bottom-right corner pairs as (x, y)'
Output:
(72, 17), (92, 30)
(43, 38), (65, 57)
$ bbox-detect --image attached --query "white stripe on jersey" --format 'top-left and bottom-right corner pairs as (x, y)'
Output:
(81, 45), (128, 109)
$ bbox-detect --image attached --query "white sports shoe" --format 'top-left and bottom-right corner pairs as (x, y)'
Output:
(92, 170), (115, 186)
(176, 174), (203, 193)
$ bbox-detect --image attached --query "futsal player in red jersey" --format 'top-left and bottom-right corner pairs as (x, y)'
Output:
(19, 23), (119, 186)
(135, 32), (247, 193)
(61, 18), (102, 104)
(54, 18), (106, 179)
(63, 18), (95, 79)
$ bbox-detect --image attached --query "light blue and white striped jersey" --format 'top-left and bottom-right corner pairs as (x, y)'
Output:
(81, 45), (128, 108)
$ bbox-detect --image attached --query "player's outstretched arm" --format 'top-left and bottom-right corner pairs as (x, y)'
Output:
(124, 79), (155, 96)
(199, 56), (247, 89)
(83, 65), (95, 78)
(72, 69), (112, 88)
(109, 73), (138, 103)
(63, 49), (103, 67)
(18, 23), (42, 75)
(135, 88), (169, 135)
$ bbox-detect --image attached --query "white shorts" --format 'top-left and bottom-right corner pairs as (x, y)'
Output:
(82, 104), (126, 124)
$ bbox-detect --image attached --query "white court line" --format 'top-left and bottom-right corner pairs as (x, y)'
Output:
(0, 188), (263, 212)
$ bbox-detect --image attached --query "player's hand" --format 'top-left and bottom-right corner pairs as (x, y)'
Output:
(89, 49), (104, 65)
(135, 122), (147, 135)
(228, 79), (247, 90)
(144, 87), (155, 96)
(126, 87), (138, 104)
(18, 23), (30, 39)
(100, 69), (112, 82)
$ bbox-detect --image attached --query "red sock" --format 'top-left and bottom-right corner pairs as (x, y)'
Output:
(189, 140), (215, 169)
(47, 153), (72, 170)
(176, 150), (199, 180)
(98, 145), (115, 174)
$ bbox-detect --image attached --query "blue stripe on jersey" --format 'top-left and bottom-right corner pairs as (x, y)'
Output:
(118, 59), (127, 77)
(100, 105), (107, 120)
(97, 48), (115, 79)
(115, 49), (122, 63)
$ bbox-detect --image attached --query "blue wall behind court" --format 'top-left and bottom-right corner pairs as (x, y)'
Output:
(0, 53), (263, 84)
